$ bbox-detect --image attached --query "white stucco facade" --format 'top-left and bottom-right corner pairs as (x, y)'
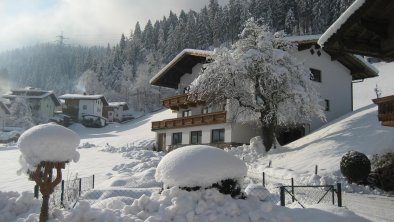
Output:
(293, 46), (353, 132)
(78, 99), (104, 120)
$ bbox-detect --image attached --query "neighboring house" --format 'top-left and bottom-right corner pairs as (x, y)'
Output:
(103, 102), (129, 123)
(150, 39), (378, 150)
(318, 0), (394, 61)
(2, 87), (61, 122)
(0, 101), (10, 127)
(58, 94), (109, 122)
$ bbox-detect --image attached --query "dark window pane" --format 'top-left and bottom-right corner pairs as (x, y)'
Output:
(310, 68), (322, 82)
(191, 131), (202, 144)
(172, 132), (182, 145)
(212, 129), (225, 143)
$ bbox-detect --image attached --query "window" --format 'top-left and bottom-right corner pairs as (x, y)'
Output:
(190, 131), (202, 144)
(202, 107), (209, 114)
(83, 105), (87, 110)
(172, 132), (182, 145)
(182, 110), (192, 117)
(211, 129), (225, 143)
(325, 99), (330, 111)
(310, 68), (322, 82)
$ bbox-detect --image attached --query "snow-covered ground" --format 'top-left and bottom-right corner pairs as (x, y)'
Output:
(0, 62), (393, 221)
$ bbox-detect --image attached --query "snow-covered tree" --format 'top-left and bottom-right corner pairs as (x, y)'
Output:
(8, 97), (35, 129)
(189, 20), (325, 151)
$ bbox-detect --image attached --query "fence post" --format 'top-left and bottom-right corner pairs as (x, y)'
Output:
(34, 185), (39, 198)
(315, 165), (318, 175)
(79, 178), (82, 196)
(262, 172), (265, 187)
(280, 186), (285, 206)
(268, 160), (272, 168)
(336, 183), (342, 207)
(291, 178), (295, 203)
(60, 180), (65, 206)
(92, 175), (95, 189)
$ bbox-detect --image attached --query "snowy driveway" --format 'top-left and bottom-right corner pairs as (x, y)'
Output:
(343, 193), (394, 222)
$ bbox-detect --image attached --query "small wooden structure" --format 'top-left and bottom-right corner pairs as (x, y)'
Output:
(372, 95), (394, 126)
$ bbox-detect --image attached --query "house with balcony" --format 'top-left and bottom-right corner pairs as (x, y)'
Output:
(150, 37), (378, 150)
(373, 95), (394, 126)
(2, 87), (61, 123)
(58, 94), (109, 124)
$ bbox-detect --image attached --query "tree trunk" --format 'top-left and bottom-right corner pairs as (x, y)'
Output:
(262, 122), (275, 152)
(40, 195), (49, 222)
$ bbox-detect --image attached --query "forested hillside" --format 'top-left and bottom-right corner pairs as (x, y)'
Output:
(0, 0), (354, 112)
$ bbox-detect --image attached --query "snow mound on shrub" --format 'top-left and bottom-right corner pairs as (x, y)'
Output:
(155, 145), (247, 187)
(245, 183), (270, 201)
(18, 123), (80, 171)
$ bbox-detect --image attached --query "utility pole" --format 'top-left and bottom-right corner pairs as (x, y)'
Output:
(56, 32), (67, 46)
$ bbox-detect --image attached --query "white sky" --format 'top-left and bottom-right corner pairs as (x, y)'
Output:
(0, 0), (228, 52)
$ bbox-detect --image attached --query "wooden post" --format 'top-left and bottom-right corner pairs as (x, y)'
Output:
(79, 178), (82, 196)
(315, 165), (318, 175)
(291, 178), (295, 202)
(280, 186), (285, 206)
(262, 172), (265, 187)
(337, 183), (342, 207)
(34, 185), (39, 198)
(60, 180), (65, 206)
(92, 175), (95, 189)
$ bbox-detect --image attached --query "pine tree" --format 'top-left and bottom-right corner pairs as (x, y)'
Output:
(285, 8), (296, 35)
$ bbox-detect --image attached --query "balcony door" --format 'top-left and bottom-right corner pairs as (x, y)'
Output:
(158, 133), (166, 151)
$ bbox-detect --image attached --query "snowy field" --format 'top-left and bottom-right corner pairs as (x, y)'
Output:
(0, 62), (394, 221)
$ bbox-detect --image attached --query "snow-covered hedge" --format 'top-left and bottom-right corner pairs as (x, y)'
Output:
(155, 145), (247, 188)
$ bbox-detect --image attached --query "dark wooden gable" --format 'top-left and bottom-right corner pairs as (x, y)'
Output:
(323, 0), (394, 61)
(151, 51), (210, 89)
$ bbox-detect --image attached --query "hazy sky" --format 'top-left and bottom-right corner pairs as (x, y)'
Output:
(0, 0), (228, 52)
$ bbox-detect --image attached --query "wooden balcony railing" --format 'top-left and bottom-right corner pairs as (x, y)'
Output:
(373, 95), (394, 127)
(152, 111), (226, 130)
(378, 113), (394, 126)
(162, 94), (205, 110)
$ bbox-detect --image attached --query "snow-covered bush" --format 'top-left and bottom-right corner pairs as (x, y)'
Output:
(370, 152), (394, 191)
(17, 123), (80, 172)
(155, 145), (247, 197)
(340, 151), (371, 183)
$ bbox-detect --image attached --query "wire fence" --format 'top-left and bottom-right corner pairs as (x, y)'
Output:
(247, 170), (342, 208)
(34, 175), (95, 209)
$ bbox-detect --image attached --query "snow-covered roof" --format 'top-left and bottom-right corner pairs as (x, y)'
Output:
(287, 34), (378, 80)
(150, 49), (213, 89)
(318, 0), (394, 61)
(59, 94), (109, 106)
(108, 102), (129, 110)
(155, 145), (247, 188)
(318, 0), (366, 47)
(285, 34), (322, 44)
(3, 88), (61, 106)
(17, 123), (80, 171)
(0, 101), (10, 115)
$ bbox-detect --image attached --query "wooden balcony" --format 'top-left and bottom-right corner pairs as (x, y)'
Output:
(373, 95), (394, 127)
(152, 111), (226, 130)
(162, 94), (205, 110)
